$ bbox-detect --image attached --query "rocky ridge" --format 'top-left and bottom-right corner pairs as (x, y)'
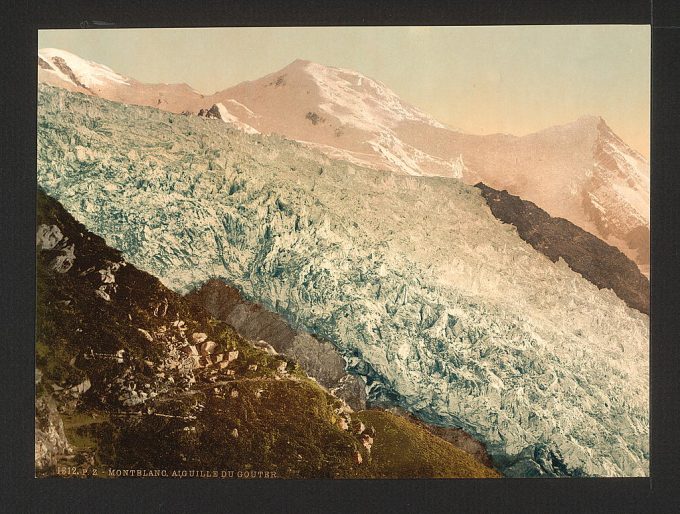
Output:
(186, 279), (367, 410)
(475, 183), (650, 314)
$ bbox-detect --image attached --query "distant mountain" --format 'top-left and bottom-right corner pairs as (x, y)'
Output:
(206, 61), (650, 274)
(38, 48), (206, 113)
(37, 50), (650, 274)
(207, 59), (455, 176)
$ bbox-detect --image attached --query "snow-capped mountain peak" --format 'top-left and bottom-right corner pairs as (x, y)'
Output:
(36, 50), (650, 273)
(38, 48), (212, 114)
(300, 60), (446, 131)
(38, 48), (131, 89)
(203, 59), (458, 177)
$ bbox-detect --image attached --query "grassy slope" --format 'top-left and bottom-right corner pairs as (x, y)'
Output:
(356, 411), (499, 478)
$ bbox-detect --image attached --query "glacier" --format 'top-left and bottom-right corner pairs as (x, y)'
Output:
(37, 85), (649, 477)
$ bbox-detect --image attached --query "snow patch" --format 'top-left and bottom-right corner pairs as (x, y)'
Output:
(214, 103), (260, 134)
(39, 48), (131, 88)
(226, 99), (257, 117)
(304, 61), (445, 131)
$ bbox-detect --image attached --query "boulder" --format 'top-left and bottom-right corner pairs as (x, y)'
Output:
(198, 104), (222, 120)
(94, 287), (111, 301)
(51, 244), (76, 273)
(337, 417), (349, 431)
(253, 340), (278, 355)
(192, 332), (208, 344)
(200, 340), (217, 355)
(137, 328), (154, 342)
(98, 267), (116, 284)
(36, 224), (63, 250)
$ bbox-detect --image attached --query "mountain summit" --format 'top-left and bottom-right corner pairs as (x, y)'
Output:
(37, 50), (650, 273)
(207, 59), (455, 176)
(38, 48), (206, 113)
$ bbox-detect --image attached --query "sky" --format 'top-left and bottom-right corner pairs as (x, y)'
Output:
(39, 25), (651, 157)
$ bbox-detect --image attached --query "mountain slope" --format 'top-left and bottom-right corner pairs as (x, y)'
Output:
(36, 188), (499, 478)
(37, 85), (649, 477)
(205, 62), (650, 273)
(38, 48), (207, 113)
(186, 278), (368, 411)
(186, 278), (496, 465)
(475, 183), (649, 314)
(37, 50), (650, 273)
(205, 59), (455, 177)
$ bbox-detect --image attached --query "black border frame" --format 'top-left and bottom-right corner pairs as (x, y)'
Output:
(3, 1), (679, 511)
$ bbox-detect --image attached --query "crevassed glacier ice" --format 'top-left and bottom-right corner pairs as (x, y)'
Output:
(37, 86), (649, 476)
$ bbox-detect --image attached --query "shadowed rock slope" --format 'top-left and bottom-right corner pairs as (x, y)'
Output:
(185, 279), (367, 411)
(35, 189), (499, 479)
(186, 278), (496, 465)
(475, 183), (649, 315)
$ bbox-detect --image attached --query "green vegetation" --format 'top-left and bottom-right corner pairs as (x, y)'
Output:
(355, 410), (500, 478)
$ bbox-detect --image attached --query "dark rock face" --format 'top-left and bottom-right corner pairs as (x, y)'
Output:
(35, 382), (72, 473)
(50, 56), (89, 90)
(305, 111), (325, 125)
(186, 279), (368, 410)
(197, 104), (222, 120)
(475, 183), (649, 314)
(38, 56), (52, 70)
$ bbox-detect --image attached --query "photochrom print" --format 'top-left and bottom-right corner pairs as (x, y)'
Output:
(35, 26), (650, 478)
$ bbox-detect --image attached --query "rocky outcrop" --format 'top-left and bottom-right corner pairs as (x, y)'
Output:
(186, 279), (367, 410)
(38, 56), (52, 70)
(50, 56), (90, 90)
(476, 182), (649, 315)
(35, 369), (72, 473)
(197, 104), (222, 120)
